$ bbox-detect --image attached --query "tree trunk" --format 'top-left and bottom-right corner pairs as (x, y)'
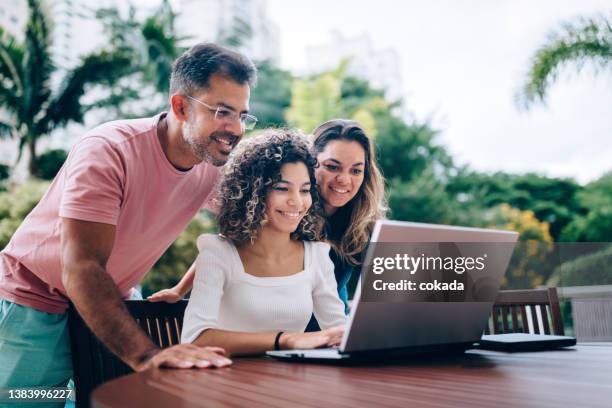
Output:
(27, 135), (38, 176)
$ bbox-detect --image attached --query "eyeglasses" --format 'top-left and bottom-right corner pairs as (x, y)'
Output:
(186, 95), (257, 130)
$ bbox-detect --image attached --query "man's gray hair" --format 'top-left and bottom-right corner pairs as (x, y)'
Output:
(169, 43), (257, 96)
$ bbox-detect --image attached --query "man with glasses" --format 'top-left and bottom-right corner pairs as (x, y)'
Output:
(0, 43), (256, 406)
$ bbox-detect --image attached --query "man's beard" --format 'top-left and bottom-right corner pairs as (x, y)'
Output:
(182, 122), (236, 167)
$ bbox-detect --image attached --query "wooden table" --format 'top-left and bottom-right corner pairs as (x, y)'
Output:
(92, 343), (612, 408)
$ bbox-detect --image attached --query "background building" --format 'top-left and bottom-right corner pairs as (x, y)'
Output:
(305, 30), (403, 102)
(0, 0), (28, 41)
(176, 0), (280, 64)
(48, 0), (118, 71)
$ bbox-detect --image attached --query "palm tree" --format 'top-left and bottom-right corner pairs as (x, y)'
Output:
(141, 0), (186, 95)
(0, 0), (131, 175)
(517, 14), (612, 109)
(94, 0), (186, 116)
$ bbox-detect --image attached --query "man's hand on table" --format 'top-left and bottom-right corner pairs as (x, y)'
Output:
(136, 344), (232, 371)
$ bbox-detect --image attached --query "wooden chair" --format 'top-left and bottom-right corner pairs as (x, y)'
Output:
(484, 288), (565, 336)
(68, 300), (188, 408)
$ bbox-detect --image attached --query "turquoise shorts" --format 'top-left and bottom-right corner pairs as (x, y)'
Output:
(0, 298), (72, 408)
(0, 289), (142, 407)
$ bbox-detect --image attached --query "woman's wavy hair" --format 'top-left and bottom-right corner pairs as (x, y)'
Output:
(311, 119), (388, 266)
(216, 128), (326, 246)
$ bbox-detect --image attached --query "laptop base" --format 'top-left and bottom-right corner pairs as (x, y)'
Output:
(266, 342), (474, 364)
(476, 333), (577, 352)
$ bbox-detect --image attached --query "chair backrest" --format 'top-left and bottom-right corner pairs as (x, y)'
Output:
(68, 300), (188, 408)
(484, 288), (565, 336)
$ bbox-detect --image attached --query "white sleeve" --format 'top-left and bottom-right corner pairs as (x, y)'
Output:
(311, 242), (348, 329)
(181, 235), (230, 344)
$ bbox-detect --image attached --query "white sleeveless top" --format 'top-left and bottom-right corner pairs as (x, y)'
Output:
(181, 234), (346, 343)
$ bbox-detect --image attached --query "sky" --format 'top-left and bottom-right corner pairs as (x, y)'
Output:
(266, 0), (612, 184)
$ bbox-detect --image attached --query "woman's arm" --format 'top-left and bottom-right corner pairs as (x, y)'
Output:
(312, 243), (349, 329)
(147, 262), (195, 303)
(193, 327), (344, 357)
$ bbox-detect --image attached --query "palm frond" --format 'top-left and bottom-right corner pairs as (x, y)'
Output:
(141, 14), (184, 94)
(517, 14), (612, 109)
(0, 121), (16, 139)
(0, 27), (25, 109)
(23, 0), (53, 121)
(43, 50), (132, 130)
(0, 86), (20, 116)
(14, 131), (28, 167)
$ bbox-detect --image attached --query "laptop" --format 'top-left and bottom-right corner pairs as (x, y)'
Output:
(478, 333), (576, 352)
(266, 220), (519, 361)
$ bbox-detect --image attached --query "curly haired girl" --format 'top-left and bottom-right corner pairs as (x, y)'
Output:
(180, 129), (346, 356)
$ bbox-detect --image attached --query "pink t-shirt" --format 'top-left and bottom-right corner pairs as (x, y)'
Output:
(0, 113), (219, 313)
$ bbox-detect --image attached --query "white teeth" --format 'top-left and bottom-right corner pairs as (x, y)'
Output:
(279, 211), (300, 218)
(215, 137), (232, 146)
(330, 187), (349, 194)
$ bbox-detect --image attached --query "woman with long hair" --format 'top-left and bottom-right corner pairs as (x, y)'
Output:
(180, 129), (346, 355)
(309, 119), (387, 312)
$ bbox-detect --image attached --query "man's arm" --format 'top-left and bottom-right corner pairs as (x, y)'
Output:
(60, 217), (231, 371)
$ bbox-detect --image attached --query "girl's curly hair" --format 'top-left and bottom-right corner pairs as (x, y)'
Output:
(215, 128), (326, 245)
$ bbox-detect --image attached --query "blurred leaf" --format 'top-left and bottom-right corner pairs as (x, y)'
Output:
(517, 13), (612, 109)
(0, 180), (49, 249)
(141, 212), (217, 296)
(33, 149), (67, 180)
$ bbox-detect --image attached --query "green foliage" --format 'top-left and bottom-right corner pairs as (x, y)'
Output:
(285, 60), (392, 138)
(481, 204), (555, 289)
(141, 1), (183, 95)
(340, 76), (386, 113)
(511, 175), (580, 239)
(548, 245), (612, 286)
(386, 172), (456, 224)
(376, 113), (451, 183)
(0, 0), (132, 175)
(250, 62), (294, 127)
(518, 13), (612, 108)
(447, 171), (582, 240)
(0, 164), (9, 181)
(447, 169), (515, 207)
(95, 0), (185, 117)
(483, 203), (553, 242)
(285, 66), (345, 132)
(141, 212), (217, 296)
(48, 50), (133, 125)
(561, 172), (612, 242)
(33, 149), (67, 180)
(0, 180), (49, 249)
(372, 100), (457, 226)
